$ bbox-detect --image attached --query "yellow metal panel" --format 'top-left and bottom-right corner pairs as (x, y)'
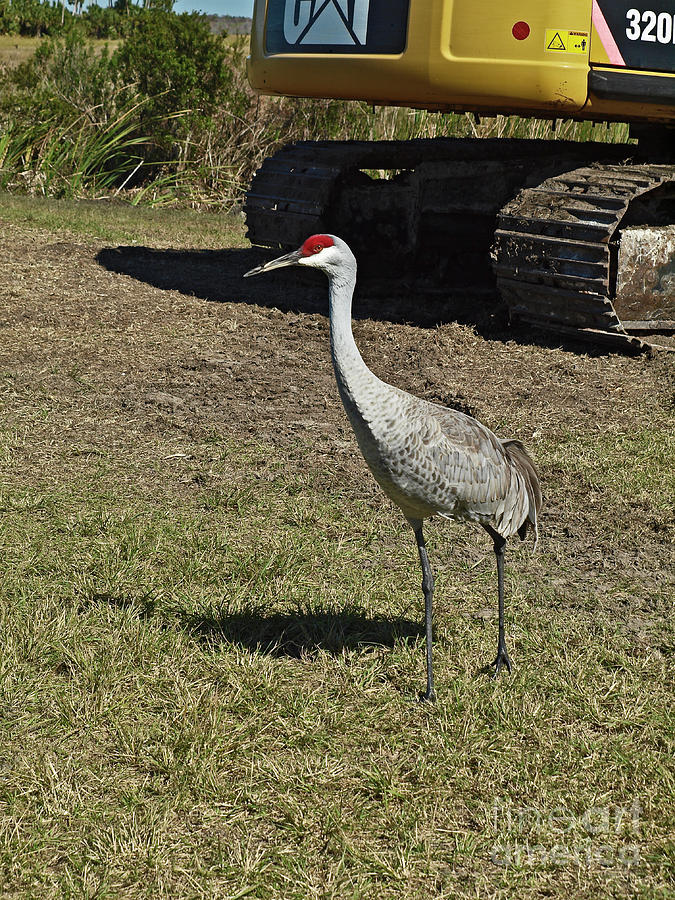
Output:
(248, 0), (592, 114)
(434, 0), (590, 109)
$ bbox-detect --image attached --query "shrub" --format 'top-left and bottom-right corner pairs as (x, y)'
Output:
(5, 29), (123, 124)
(82, 4), (129, 40)
(113, 10), (234, 160)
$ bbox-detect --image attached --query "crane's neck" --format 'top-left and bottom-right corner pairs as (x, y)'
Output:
(324, 257), (404, 500)
(327, 267), (376, 407)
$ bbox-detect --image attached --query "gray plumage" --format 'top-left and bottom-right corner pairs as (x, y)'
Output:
(245, 234), (542, 701)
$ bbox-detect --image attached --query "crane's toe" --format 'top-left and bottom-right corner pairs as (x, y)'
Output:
(418, 688), (437, 703)
(492, 643), (512, 679)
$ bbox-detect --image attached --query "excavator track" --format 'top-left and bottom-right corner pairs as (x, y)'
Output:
(494, 164), (675, 352)
(245, 139), (675, 351)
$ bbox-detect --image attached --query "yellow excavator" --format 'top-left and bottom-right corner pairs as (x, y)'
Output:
(245, 0), (675, 350)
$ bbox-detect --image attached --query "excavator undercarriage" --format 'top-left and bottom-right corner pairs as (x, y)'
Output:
(245, 138), (675, 352)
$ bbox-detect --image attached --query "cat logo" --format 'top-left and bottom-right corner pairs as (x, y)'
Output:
(283, 0), (370, 46)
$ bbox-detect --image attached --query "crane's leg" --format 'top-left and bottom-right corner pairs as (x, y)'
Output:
(414, 525), (436, 702)
(485, 526), (512, 678)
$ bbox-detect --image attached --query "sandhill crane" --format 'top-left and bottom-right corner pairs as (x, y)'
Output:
(244, 234), (541, 701)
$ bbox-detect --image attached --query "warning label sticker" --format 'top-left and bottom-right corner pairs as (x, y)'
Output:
(545, 29), (589, 53)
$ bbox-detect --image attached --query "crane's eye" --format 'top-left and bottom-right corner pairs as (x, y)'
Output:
(312, 244), (323, 254)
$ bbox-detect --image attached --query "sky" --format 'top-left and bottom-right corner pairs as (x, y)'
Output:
(173, 0), (254, 15)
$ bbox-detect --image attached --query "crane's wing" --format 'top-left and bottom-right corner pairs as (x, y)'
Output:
(390, 393), (536, 537)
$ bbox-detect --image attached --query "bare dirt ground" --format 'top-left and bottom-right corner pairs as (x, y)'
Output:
(0, 216), (673, 617)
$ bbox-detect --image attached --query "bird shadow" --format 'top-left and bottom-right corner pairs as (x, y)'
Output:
(177, 603), (423, 659)
(80, 591), (422, 658)
(80, 592), (507, 687)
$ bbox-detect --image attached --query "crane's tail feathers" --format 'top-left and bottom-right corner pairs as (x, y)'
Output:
(502, 439), (542, 549)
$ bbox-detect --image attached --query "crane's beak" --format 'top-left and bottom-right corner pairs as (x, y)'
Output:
(243, 248), (303, 278)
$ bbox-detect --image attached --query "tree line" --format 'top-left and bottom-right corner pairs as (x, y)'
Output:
(0, 0), (219, 39)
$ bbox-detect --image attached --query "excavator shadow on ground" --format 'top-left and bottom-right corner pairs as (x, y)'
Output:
(96, 244), (616, 357)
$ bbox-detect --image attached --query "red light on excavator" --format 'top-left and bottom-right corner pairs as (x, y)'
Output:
(512, 21), (531, 40)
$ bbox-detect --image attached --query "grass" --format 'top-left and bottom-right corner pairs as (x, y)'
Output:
(0, 33), (45, 67)
(0, 90), (209, 206)
(0, 197), (673, 899)
(0, 191), (244, 246)
(1, 446), (672, 898)
(0, 34), (120, 67)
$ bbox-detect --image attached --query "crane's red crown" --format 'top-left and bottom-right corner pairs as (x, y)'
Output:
(300, 234), (334, 257)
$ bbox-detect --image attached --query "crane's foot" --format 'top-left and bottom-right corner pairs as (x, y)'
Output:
(418, 687), (437, 703)
(492, 642), (512, 679)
